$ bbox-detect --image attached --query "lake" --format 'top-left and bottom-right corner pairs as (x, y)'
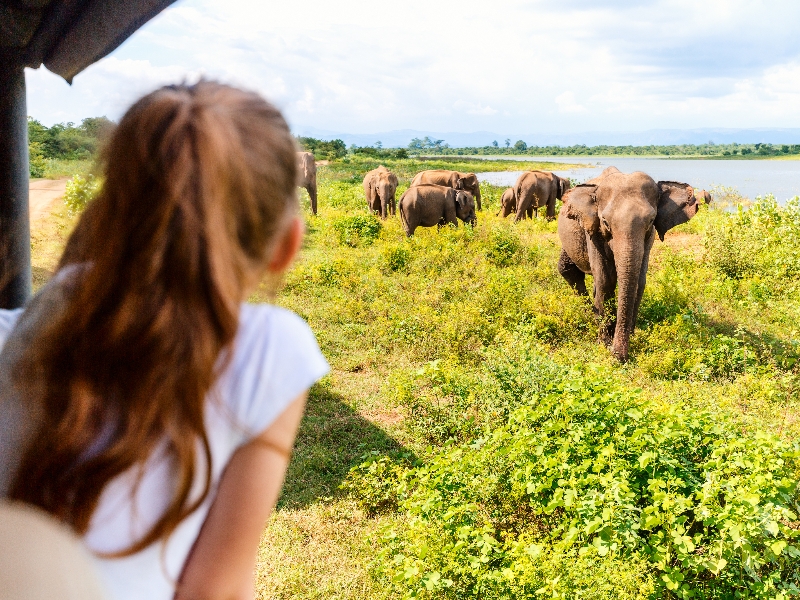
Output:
(475, 156), (800, 204)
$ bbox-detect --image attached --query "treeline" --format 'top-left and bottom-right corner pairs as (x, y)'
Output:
(296, 136), (408, 160)
(28, 116), (115, 160)
(411, 138), (800, 157)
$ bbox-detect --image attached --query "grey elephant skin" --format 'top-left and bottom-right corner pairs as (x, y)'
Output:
(363, 166), (399, 219)
(411, 170), (482, 211)
(297, 151), (318, 215)
(398, 184), (476, 237)
(504, 171), (570, 221)
(557, 166), (700, 361)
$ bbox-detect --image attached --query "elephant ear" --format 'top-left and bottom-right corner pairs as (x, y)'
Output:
(564, 184), (599, 235)
(655, 181), (699, 242)
(557, 176), (570, 199)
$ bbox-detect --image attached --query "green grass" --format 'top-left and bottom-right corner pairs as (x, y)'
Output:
(30, 156), (800, 599)
(36, 158), (93, 179)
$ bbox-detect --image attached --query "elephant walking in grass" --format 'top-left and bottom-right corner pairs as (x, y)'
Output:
(411, 170), (482, 211)
(363, 166), (399, 219)
(557, 166), (701, 362)
(398, 184), (476, 237)
(297, 151), (318, 215)
(510, 171), (570, 221)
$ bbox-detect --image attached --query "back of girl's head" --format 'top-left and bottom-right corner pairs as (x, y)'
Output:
(10, 81), (299, 555)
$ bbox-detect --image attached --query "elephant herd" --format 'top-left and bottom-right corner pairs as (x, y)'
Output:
(363, 167), (479, 236)
(297, 151), (709, 362)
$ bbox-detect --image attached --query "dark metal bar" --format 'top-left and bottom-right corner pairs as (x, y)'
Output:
(0, 60), (32, 308)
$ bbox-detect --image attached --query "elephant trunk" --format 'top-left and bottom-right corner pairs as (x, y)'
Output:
(611, 241), (645, 362)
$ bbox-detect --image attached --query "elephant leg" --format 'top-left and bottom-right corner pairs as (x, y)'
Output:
(558, 250), (587, 295)
(631, 230), (655, 330)
(546, 197), (556, 221)
(391, 197), (396, 216)
(307, 183), (318, 215)
(529, 206), (536, 219)
(592, 264), (618, 347)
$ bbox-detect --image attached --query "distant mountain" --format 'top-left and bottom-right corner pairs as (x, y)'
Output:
(292, 126), (800, 148)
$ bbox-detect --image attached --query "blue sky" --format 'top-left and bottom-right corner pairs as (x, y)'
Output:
(24, 0), (800, 135)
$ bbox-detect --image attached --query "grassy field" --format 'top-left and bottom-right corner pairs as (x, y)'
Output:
(34, 156), (800, 599)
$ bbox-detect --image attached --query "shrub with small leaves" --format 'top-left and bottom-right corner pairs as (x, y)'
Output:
(333, 214), (382, 247)
(381, 243), (412, 273)
(485, 227), (520, 267)
(63, 173), (101, 213)
(28, 142), (47, 178)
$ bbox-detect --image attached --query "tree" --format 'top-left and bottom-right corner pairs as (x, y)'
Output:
(504, 138), (511, 148)
(492, 140), (499, 148)
(514, 140), (527, 152)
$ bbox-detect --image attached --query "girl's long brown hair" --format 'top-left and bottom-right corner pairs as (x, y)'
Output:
(8, 81), (299, 555)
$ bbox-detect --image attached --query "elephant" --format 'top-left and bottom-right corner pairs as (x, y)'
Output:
(557, 166), (701, 361)
(497, 187), (517, 217)
(398, 184), (476, 236)
(511, 171), (570, 221)
(363, 166), (399, 219)
(297, 151), (318, 215)
(410, 170), (482, 211)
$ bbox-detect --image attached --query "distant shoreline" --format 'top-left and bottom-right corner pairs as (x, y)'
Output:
(418, 154), (800, 162)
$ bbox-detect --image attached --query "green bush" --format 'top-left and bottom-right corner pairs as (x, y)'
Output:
(333, 214), (383, 247)
(705, 198), (800, 284)
(63, 173), (101, 213)
(485, 227), (521, 267)
(28, 141), (47, 178)
(382, 244), (412, 273)
(349, 349), (800, 599)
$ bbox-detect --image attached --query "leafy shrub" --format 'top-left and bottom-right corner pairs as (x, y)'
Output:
(28, 141), (47, 177)
(349, 350), (800, 599)
(705, 197), (800, 284)
(63, 173), (101, 213)
(340, 452), (415, 516)
(485, 228), (521, 267)
(382, 244), (412, 273)
(333, 214), (382, 247)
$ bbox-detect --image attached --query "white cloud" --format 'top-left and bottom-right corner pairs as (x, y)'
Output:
(23, 0), (800, 136)
(555, 92), (586, 114)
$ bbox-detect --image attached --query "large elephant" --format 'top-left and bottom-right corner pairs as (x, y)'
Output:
(398, 184), (476, 237)
(297, 151), (317, 215)
(511, 170), (570, 221)
(363, 166), (399, 219)
(557, 166), (701, 361)
(411, 170), (482, 211)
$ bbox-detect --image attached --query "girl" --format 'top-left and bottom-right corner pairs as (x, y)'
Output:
(0, 81), (328, 600)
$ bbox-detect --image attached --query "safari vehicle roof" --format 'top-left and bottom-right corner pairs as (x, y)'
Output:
(0, 0), (176, 309)
(1, 0), (176, 82)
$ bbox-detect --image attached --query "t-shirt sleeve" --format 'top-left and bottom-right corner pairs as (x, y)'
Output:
(0, 308), (24, 350)
(224, 305), (329, 440)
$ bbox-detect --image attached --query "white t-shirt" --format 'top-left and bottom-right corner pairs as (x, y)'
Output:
(0, 276), (329, 600)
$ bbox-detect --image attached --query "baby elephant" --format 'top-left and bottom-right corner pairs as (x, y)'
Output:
(363, 166), (399, 219)
(398, 184), (476, 236)
(497, 187), (517, 217)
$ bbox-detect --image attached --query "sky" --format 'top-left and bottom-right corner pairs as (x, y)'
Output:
(24, 0), (800, 137)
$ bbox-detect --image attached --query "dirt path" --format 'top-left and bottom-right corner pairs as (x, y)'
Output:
(29, 178), (67, 225)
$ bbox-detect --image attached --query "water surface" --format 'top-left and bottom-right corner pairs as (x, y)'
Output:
(475, 156), (800, 204)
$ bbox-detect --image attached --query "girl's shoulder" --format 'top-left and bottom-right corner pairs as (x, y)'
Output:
(0, 309), (24, 350)
(215, 304), (329, 439)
